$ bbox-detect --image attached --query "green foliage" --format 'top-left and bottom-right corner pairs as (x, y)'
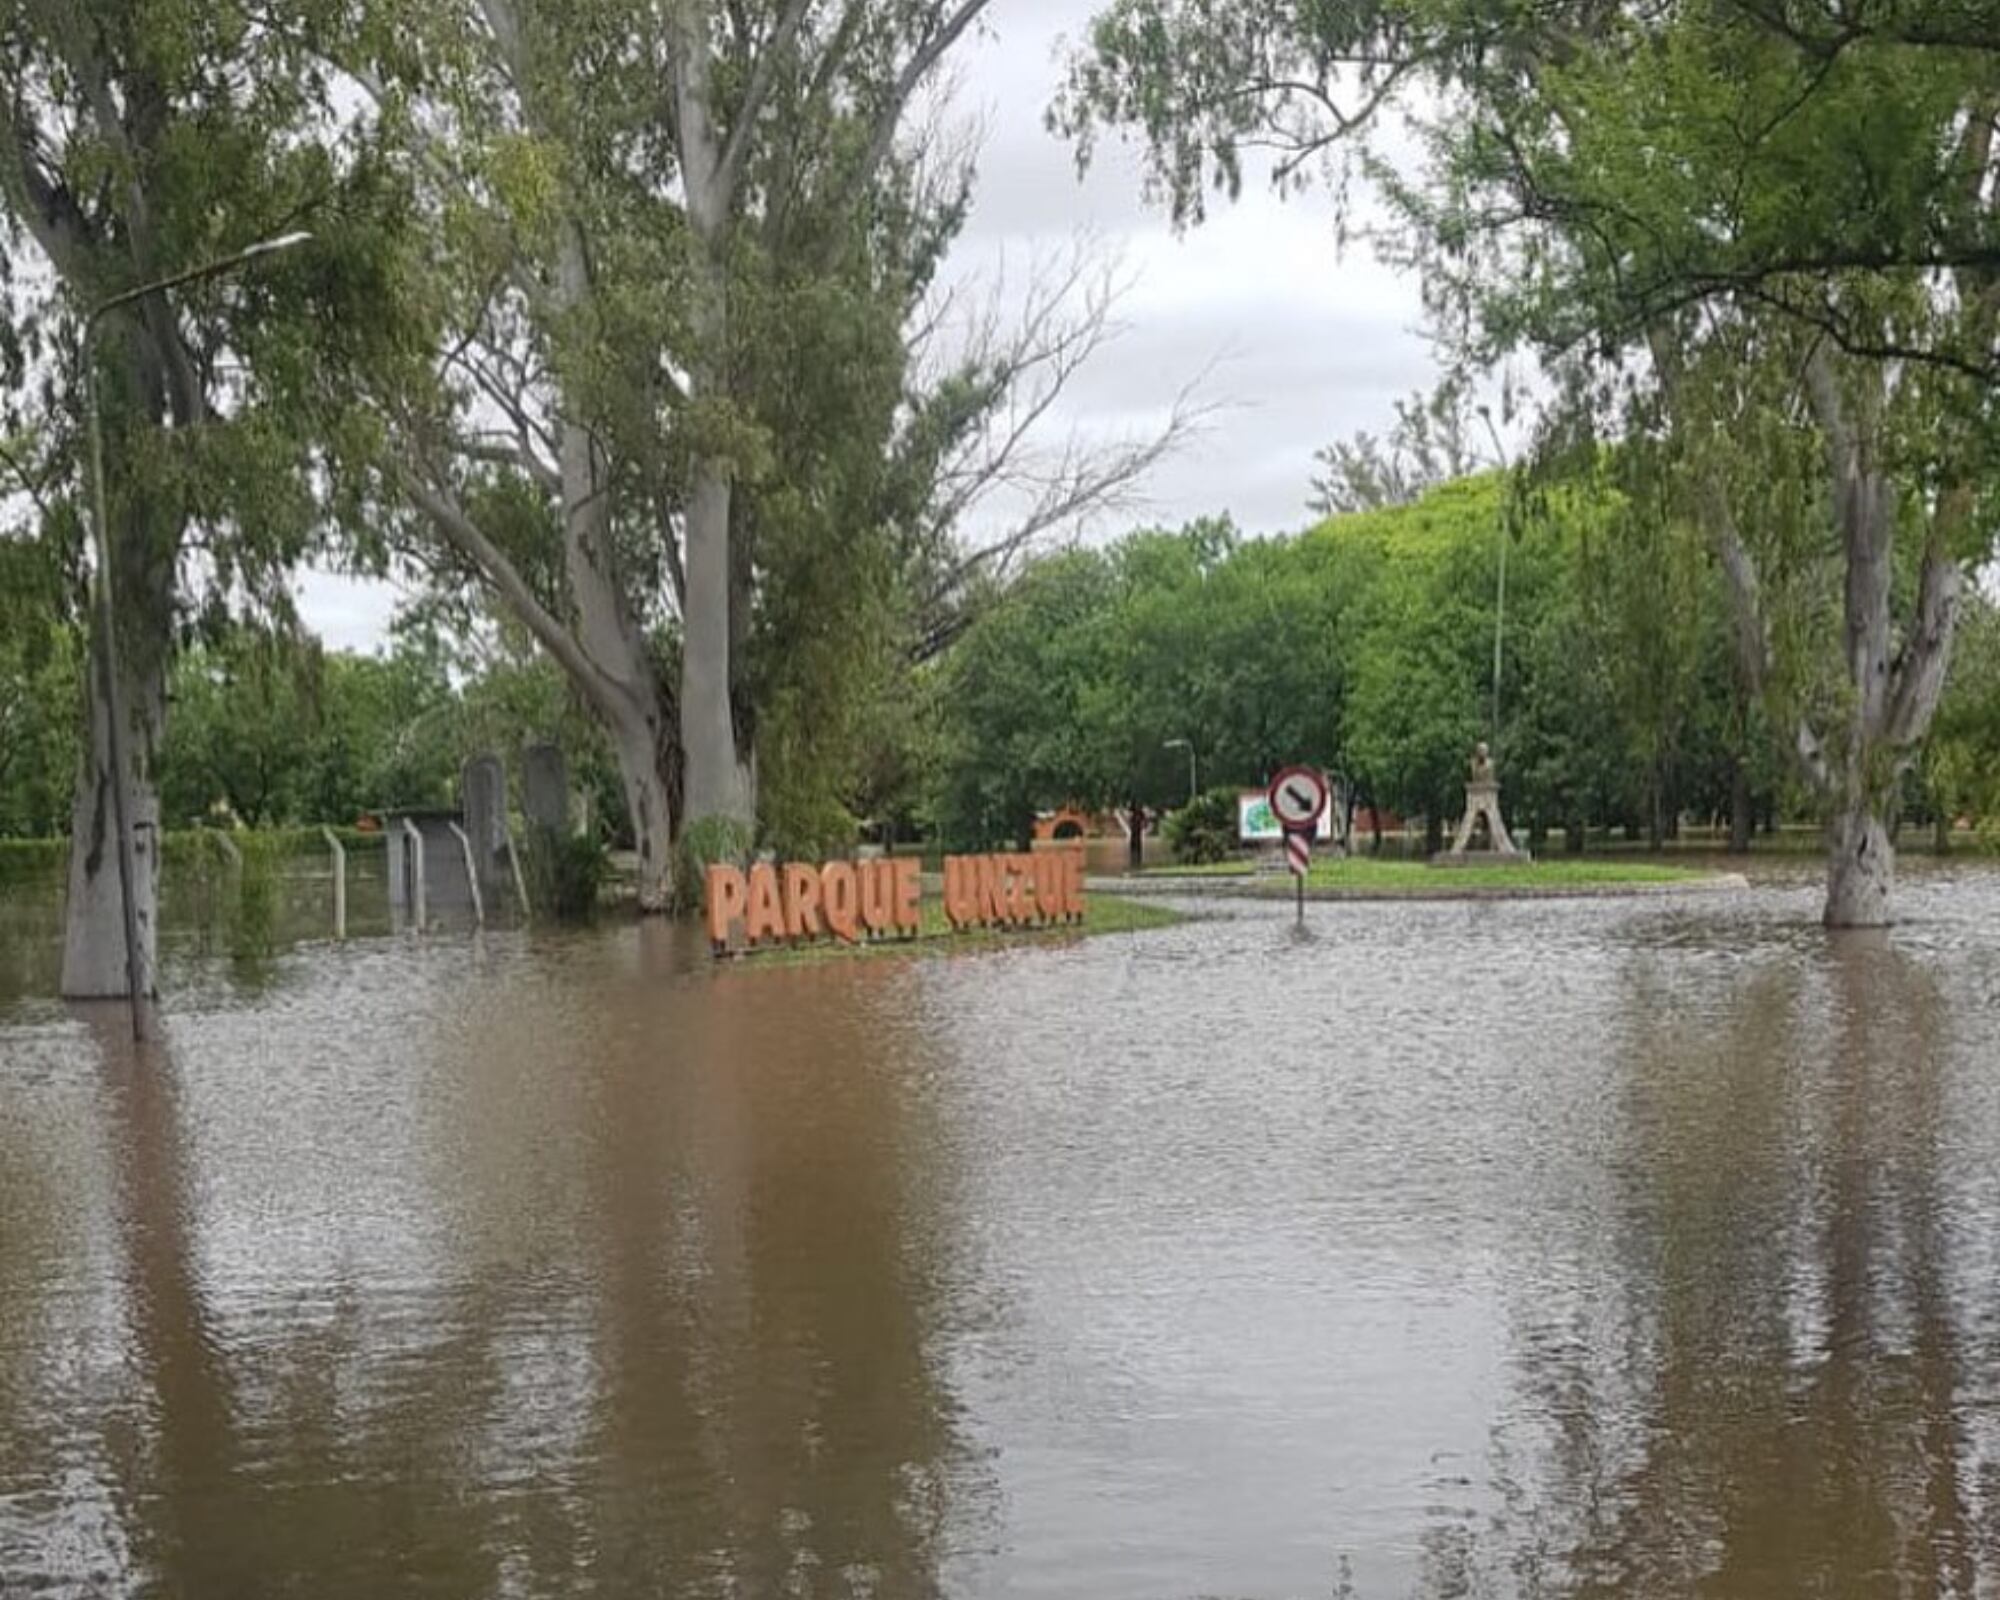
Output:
(522, 828), (609, 922)
(939, 475), (1779, 852)
(232, 832), (282, 960)
(674, 815), (757, 913)
(1165, 788), (1241, 864)
(1925, 594), (2000, 836)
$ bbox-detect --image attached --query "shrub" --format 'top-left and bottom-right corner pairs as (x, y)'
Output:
(675, 814), (755, 913)
(1165, 787), (1241, 864)
(523, 827), (608, 920)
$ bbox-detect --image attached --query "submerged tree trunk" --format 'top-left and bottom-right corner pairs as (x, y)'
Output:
(63, 322), (185, 998)
(62, 644), (166, 997)
(1697, 348), (1964, 928)
(606, 712), (678, 914)
(1825, 801), (1894, 930)
(1728, 762), (1753, 855)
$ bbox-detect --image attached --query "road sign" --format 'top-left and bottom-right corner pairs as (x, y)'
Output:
(1285, 831), (1311, 876)
(1267, 766), (1330, 830)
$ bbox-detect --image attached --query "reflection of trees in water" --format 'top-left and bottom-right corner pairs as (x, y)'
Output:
(1424, 942), (1997, 1598)
(573, 960), (982, 1596)
(55, 959), (983, 1597)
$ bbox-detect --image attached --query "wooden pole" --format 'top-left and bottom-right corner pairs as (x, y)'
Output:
(321, 826), (346, 939)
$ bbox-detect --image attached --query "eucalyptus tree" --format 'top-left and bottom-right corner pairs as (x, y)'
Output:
(366, 0), (1183, 907)
(0, 0), (415, 991)
(1058, 0), (2000, 923)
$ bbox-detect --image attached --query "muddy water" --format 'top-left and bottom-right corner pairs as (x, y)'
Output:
(3, 868), (2000, 1596)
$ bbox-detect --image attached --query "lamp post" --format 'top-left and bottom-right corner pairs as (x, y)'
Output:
(1478, 404), (1510, 747)
(1164, 738), (1197, 805)
(84, 230), (311, 1038)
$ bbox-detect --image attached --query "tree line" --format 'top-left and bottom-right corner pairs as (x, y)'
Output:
(0, 0), (1192, 994)
(1058, 0), (2000, 924)
(932, 471), (2000, 860)
(2, 0), (1996, 982)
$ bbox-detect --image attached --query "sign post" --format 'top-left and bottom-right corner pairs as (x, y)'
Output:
(1267, 766), (1330, 928)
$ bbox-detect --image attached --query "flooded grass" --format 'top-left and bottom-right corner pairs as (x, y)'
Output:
(1143, 856), (1714, 892)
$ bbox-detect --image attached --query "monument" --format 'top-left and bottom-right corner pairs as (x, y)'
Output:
(1436, 741), (1530, 864)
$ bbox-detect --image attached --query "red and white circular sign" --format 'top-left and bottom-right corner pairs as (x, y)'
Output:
(1267, 766), (1330, 831)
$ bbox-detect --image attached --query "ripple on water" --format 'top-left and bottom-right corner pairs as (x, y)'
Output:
(3, 875), (2000, 1596)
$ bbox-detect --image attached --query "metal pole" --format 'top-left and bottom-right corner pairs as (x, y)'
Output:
(402, 817), (427, 932)
(1480, 405), (1510, 750)
(500, 818), (532, 920)
(448, 820), (485, 927)
(1296, 858), (1305, 928)
(77, 231), (312, 1028)
(83, 337), (147, 1038)
(1493, 521), (1507, 744)
(321, 826), (346, 939)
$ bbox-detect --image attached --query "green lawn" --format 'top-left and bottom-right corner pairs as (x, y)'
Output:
(1142, 857), (1712, 893)
(720, 892), (1184, 966)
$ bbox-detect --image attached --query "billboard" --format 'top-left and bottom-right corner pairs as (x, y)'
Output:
(1238, 786), (1339, 842)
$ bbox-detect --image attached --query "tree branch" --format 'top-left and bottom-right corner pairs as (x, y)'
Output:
(394, 458), (620, 712)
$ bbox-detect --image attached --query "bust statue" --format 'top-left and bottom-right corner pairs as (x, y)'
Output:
(1470, 741), (1495, 785)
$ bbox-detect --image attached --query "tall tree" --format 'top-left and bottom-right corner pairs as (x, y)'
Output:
(363, 0), (1182, 907)
(0, 0), (414, 991)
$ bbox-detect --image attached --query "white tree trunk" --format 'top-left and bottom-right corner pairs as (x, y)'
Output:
(62, 646), (163, 997)
(680, 457), (749, 828)
(607, 709), (676, 913)
(1825, 800), (1894, 929)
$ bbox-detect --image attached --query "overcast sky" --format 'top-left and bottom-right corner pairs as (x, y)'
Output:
(296, 0), (1445, 652)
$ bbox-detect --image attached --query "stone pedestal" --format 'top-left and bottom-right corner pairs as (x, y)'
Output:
(1433, 743), (1532, 865)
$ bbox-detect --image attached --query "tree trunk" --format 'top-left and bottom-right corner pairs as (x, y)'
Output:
(1567, 817), (1585, 854)
(1728, 763), (1753, 855)
(606, 709), (677, 913)
(1934, 808), (1952, 857)
(680, 455), (748, 828)
(1825, 800), (1894, 929)
(672, 25), (755, 836)
(62, 643), (166, 997)
(1424, 811), (1445, 856)
(1127, 802), (1144, 871)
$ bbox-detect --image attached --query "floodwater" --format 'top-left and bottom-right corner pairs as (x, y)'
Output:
(3, 863), (2000, 1597)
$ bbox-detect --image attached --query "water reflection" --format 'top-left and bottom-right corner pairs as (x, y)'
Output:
(1472, 931), (2000, 1597)
(5, 881), (2000, 1596)
(0, 945), (984, 1596)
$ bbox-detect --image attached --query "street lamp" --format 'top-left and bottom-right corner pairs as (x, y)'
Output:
(83, 230), (312, 1038)
(1164, 738), (1197, 805)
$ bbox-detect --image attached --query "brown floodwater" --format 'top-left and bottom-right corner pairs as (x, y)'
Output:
(3, 862), (2000, 1596)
